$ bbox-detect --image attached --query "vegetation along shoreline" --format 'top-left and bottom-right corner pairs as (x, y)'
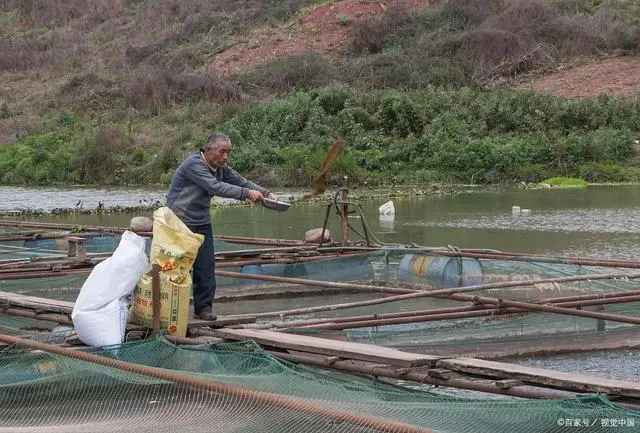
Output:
(1, 0), (639, 190)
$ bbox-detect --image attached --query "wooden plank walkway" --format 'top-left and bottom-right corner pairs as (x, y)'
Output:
(212, 328), (640, 399)
(404, 327), (640, 360)
(0, 290), (73, 314)
(212, 328), (441, 367)
(0, 291), (254, 328)
(2, 290), (640, 399)
(437, 357), (640, 398)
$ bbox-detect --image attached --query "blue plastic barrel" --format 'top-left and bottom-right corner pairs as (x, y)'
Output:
(399, 254), (483, 287)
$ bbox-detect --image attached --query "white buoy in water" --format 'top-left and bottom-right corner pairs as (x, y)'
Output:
(521, 209), (531, 215)
(379, 200), (395, 216)
(512, 206), (521, 216)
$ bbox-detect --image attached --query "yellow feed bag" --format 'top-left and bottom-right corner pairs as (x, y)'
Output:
(130, 207), (204, 336)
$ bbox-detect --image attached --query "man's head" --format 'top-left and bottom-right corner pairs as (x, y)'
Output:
(202, 133), (231, 168)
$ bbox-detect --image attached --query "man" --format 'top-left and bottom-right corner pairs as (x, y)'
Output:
(167, 132), (277, 321)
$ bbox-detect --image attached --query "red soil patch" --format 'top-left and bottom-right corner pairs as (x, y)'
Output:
(213, 0), (428, 74)
(516, 58), (640, 100)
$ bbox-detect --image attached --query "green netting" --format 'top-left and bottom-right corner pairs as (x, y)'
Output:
(0, 275), (83, 337)
(0, 337), (637, 433)
(3, 249), (640, 355)
(0, 243), (66, 261)
(213, 250), (640, 355)
(1, 247), (640, 431)
(0, 237), (263, 257)
(300, 251), (640, 357)
(0, 275), (87, 302)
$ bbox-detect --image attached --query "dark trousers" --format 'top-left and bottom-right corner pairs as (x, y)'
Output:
(187, 223), (215, 314)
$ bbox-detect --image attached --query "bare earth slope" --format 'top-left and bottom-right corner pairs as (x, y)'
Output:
(2, 0), (639, 147)
(213, 0), (426, 74)
(516, 58), (640, 100)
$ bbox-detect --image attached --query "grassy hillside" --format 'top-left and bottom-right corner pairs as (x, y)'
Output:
(1, 0), (639, 187)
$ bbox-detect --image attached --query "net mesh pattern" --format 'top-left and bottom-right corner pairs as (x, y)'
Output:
(1, 250), (640, 431)
(0, 338), (637, 433)
(2, 250), (640, 355)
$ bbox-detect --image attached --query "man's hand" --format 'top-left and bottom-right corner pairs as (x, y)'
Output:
(246, 190), (264, 203)
(267, 192), (278, 201)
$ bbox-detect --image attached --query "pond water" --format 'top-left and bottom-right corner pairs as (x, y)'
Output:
(4, 184), (640, 259)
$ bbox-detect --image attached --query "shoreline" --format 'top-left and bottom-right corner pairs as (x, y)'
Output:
(1, 182), (638, 217)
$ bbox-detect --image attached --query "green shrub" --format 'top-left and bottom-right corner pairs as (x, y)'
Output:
(0, 131), (80, 184)
(3, 85), (639, 186)
(311, 85), (355, 115)
(376, 91), (423, 137)
(578, 162), (633, 182)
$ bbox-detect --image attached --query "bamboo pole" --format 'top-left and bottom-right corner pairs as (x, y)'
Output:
(319, 246), (640, 269)
(216, 270), (640, 323)
(0, 253), (108, 268)
(1, 307), (73, 325)
(0, 256), (356, 280)
(0, 232), (123, 242)
(217, 269), (640, 298)
(7, 218), (640, 268)
(301, 308), (525, 330)
(444, 293), (640, 324)
(0, 260), (33, 269)
(0, 220), (133, 233)
(215, 246), (318, 256)
(0, 220), (307, 246)
(151, 264), (161, 336)
(249, 304), (492, 329)
(4, 267), (640, 327)
(247, 291), (640, 330)
(0, 334), (435, 433)
(269, 351), (640, 411)
(268, 351), (575, 399)
(0, 251), (357, 280)
(300, 294), (640, 330)
(2, 289), (636, 331)
(216, 254), (354, 268)
(0, 268), (93, 280)
(538, 290), (640, 303)
(216, 235), (305, 246)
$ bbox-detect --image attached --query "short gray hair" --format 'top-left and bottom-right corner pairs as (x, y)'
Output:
(203, 132), (231, 150)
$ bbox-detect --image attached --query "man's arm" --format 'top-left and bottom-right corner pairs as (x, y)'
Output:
(185, 160), (249, 201)
(223, 166), (272, 197)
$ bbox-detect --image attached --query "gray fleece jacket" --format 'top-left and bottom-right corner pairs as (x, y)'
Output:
(167, 152), (269, 226)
